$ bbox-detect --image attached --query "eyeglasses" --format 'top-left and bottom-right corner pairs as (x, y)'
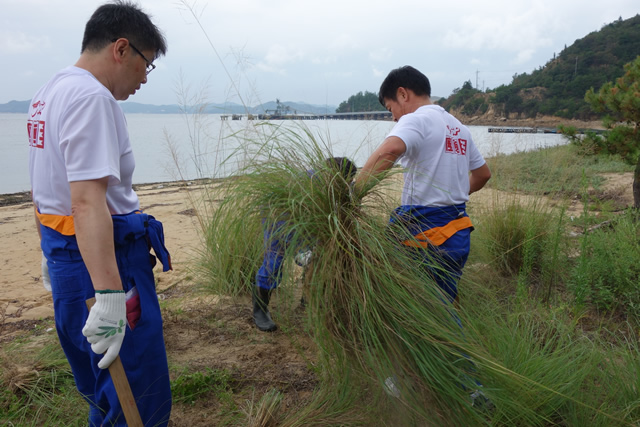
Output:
(128, 42), (156, 75)
(112, 38), (156, 75)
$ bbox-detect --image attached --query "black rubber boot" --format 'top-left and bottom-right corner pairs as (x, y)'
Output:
(252, 287), (277, 332)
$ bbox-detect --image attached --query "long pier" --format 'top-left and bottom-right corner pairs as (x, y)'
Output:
(488, 127), (604, 134)
(221, 111), (392, 121)
(488, 127), (558, 134)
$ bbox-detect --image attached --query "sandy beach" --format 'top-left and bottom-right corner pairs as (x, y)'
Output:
(0, 180), (210, 329)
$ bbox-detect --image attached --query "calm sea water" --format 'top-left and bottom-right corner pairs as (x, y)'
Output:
(2, 113), (567, 195)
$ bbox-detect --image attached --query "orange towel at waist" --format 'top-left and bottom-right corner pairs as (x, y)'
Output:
(36, 211), (75, 236)
(36, 210), (144, 236)
(402, 216), (473, 247)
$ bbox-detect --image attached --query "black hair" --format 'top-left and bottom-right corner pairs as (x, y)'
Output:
(81, 0), (167, 59)
(378, 66), (431, 106)
(326, 157), (358, 181)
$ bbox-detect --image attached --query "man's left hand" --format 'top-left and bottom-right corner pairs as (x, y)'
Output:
(41, 254), (52, 292)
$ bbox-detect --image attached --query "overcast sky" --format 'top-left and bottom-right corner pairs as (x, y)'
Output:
(2, 0), (638, 108)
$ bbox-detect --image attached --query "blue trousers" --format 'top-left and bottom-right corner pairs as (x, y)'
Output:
(390, 204), (471, 303)
(255, 220), (291, 291)
(41, 212), (172, 426)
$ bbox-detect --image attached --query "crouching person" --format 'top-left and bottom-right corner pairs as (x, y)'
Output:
(253, 157), (358, 332)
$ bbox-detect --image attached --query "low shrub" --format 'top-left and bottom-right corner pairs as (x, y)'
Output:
(569, 210), (640, 319)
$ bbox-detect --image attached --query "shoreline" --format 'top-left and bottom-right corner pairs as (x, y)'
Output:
(0, 177), (221, 207)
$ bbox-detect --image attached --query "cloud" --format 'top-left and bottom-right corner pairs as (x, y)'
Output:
(329, 34), (360, 51)
(324, 70), (354, 79)
(256, 44), (305, 73)
(514, 48), (536, 65)
(369, 48), (392, 62)
(441, 5), (555, 53)
(312, 56), (338, 65)
(372, 66), (385, 78)
(0, 31), (51, 54)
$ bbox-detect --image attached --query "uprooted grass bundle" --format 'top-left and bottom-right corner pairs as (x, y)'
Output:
(200, 123), (621, 425)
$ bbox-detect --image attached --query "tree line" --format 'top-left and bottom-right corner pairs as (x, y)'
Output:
(335, 91), (386, 113)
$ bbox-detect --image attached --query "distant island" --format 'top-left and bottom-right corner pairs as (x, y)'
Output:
(0, 99), (338, 116)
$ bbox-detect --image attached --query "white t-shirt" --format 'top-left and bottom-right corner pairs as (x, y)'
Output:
(28, 66), (140, 216)
(387, 104), (486, 207)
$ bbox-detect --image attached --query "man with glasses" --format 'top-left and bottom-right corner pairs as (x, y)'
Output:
(28, 1), (171, 425)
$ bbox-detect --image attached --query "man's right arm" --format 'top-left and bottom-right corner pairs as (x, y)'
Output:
(354, 136), (406, 191)
(469, 163), (491, 195)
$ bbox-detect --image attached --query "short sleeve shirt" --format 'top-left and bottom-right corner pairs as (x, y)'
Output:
(28, 66), (139, 216)
(387, 105), (485, 207)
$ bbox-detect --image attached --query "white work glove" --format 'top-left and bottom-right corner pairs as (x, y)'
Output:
(82, 291), (127, 369)
(41, 254), (52, 292)
(295, 249), (313, 267)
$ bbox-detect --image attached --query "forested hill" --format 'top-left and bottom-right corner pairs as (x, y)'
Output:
(439, 14), (640, 121)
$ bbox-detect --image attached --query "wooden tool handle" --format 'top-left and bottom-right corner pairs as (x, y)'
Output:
(86, 297), (143, 427)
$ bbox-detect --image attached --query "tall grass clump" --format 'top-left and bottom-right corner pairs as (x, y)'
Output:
(241, 389), (283, 427)
(478, 198), (549, 276)
(462, 290), (640, 427)
(0, 339), (86, 425)
(560, 329), (640, 426)
(476, 306), (587, 416)
(197, 183), (265, 297)
(569, 210), (640, 319)
(199, 123), (606, 425)
(475, 195), (570, 301)
(605, 334), (640, 422)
